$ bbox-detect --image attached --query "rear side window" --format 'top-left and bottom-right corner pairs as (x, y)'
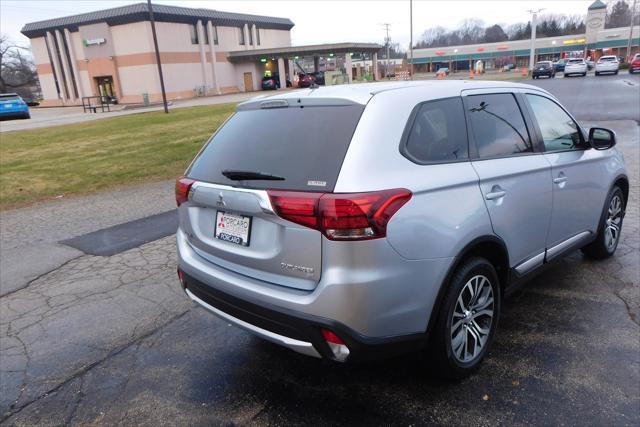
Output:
(187, 105), (364, 191)
(466, 93), (532, 158)
(403, 97), (468, 163)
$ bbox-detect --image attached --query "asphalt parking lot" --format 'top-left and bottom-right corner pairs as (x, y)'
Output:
(1, 74), (638, 425)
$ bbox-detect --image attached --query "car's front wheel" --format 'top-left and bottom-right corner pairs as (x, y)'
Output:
(582, 186), (625, 259)
(428, 257), (501, 379)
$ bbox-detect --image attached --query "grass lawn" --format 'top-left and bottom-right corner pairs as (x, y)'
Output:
(0, 103), (235, 210)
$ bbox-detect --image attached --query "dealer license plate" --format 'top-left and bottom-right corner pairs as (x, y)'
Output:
(214, 211), (251, 246)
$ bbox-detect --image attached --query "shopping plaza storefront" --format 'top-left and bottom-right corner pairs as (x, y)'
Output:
(21, 2), (381, 106)
(409, 0), (639, 72)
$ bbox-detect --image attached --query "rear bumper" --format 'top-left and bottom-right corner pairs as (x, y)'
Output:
(176, 227), (453, 360)
(0, 109), (29, 119)
(533, 70), (553, 77)
(595, 66), (618, 73)
(181, 270), (426, 361)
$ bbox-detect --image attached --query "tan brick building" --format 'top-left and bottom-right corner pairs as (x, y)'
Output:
(21, 2), (294, 106)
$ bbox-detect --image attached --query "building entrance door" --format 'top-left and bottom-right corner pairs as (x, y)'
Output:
(243, 72), (254, 92)
(95, 76), (115, 99)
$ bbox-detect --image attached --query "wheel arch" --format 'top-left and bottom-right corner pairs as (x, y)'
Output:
(613, 174), (629, 206)
(425, 235), (509, 336)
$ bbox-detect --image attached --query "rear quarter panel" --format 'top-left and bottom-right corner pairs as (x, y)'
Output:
(334, 86), (494, 261)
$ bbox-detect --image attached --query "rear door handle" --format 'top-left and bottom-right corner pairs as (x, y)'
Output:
(485, 190), (506, 200)
(553, 176), (568, 184)
(485, 191), (506, 200)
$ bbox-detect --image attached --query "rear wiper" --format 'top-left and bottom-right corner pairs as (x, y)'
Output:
(221, 170), (285, 181)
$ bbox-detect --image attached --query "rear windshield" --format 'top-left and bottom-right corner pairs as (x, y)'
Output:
(187, 105), (364, 191)
(0, 94), (20, 101)
(567, 59), (584, 64)
(600, 56), (617, 62)
(536, 62), (551, 66)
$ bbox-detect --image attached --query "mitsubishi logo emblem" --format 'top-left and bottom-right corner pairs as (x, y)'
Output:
(216, 192), (226, 207)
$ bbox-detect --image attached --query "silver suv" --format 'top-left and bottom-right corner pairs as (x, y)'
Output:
(176, 81), (628, 378)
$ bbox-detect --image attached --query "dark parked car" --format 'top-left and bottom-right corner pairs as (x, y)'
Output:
(554, 58), (567, 72)
(532, 61), (555, 79)
(311, 71), (325, 85)
(261, 74), (291, 90)
(297, 73), (316, 88)
(22, 97), (40, 107)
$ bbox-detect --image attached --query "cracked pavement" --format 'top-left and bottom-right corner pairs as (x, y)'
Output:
(0, 97), (638, 425)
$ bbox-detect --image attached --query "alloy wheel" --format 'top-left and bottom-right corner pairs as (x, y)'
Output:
(450, 275), (494, 363)
(604, 194), (623, 252)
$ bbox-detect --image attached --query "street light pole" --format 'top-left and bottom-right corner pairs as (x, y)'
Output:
(627, 0), (638, 60)
(527, 8), (544, 71)
(409, 0), (413, 79)
(382, 23), (391, 78)
(148, 0), (168, 113)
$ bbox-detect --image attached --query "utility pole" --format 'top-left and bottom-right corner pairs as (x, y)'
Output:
(627, 0), (638, 61)
(382, 23), (391, 78)
(527, 8), (544, 71)
(148, 0), (168, 113)
(409, 0), (413, 79)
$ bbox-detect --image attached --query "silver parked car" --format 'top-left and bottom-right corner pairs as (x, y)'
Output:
(176, 81), (628, 378)
(595, 55), (620, 76)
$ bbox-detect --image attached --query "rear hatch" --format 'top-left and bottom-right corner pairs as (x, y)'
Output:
(181, 98), (365, 290)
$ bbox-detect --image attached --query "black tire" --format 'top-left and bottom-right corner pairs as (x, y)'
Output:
(614, 70), (619, 75)
(581, 186), (625, 259)
(582, 73), (587, 77)
(427, 256), (501, 379)
(22, 113), (30, 119)
(595, 71), (599, 76)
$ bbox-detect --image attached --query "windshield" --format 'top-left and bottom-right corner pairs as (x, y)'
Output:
(567, 59), (583, 64)
(187, 105), (365, 191)
(536, 62), (550, 67)
(0, 94), (21, 101)
(600, 56), (617, 62)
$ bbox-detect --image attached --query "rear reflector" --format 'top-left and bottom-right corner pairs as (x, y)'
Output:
(175, 176), (195, 206)
(267, 188), (411, 241)
(321, 329), (350, 362)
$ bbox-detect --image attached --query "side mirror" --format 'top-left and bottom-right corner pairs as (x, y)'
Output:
(589, 127), (616, 150)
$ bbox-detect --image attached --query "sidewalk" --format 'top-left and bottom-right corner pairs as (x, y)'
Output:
(0, 91), (273, 133)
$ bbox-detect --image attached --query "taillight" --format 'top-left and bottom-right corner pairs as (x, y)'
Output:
(175, 176), (195, 206)
(268, 188), (411, 241)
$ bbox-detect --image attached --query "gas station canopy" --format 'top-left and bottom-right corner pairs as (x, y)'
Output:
(228, 42), (383, 62)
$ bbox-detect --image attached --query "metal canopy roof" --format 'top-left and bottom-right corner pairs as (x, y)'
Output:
(228, 42), (383, 62)
(21, 2), (294, 38)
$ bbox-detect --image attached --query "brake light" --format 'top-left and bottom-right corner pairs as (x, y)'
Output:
(267, 188), (411, 241)
(175, 176), (195, 206)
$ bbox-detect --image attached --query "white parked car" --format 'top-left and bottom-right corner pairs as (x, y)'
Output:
(564, 58), (587, 77)
(595, 55), (620, 76)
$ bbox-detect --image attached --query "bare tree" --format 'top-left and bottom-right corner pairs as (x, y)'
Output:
(0, 34), (38, 94)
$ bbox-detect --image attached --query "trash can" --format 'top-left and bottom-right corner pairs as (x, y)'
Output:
(142, 92), (149, 107)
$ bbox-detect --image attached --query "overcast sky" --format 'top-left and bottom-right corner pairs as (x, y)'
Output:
(2, 0), (595, 48)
